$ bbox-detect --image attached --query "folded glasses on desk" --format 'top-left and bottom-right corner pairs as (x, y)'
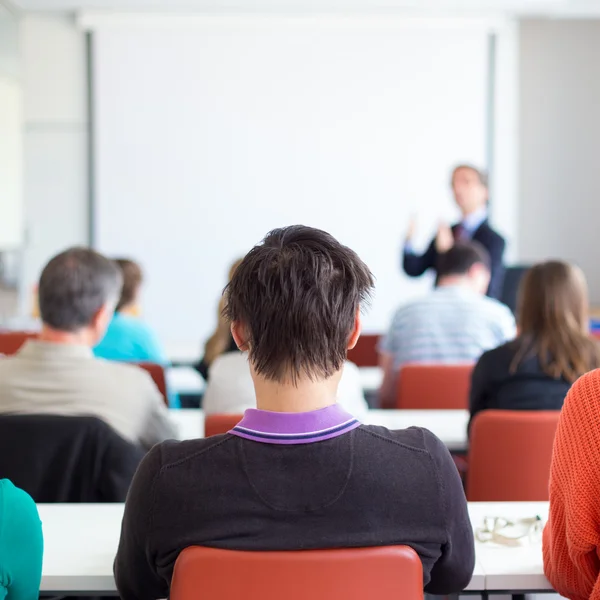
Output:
(475, 516), (543, 547)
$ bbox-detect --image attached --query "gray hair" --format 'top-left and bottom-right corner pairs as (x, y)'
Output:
(39, 247), (123, 332)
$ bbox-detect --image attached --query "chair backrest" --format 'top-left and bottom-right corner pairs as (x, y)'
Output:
(0, 331), (38, 355)
(171, 546), (423, 600)
(135, 362), (168, 406)
(204, 414), (243, 437)
(467, 409), (560, 501)
(396, 363), (474, 409)
(347, 334), (380, 368)
(0, 414), (143, 502)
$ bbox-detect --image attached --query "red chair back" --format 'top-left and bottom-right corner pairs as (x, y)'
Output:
(396, 363), (474, 409)
(136, 362), (168, 406)
(171, 546), (423, 600)
(347, 334), (380, 368)
(467, 409), (560, 501)
(204, 414), (243, 437)
(0, 331), (38, 356)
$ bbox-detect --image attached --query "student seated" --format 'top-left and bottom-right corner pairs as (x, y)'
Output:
(379, 242), (516, 408)
(543, 367), (600, 599)
(195, 258), (242, 381)
(94, 258), (179, 407)
(203, 351), (369, 418)
(0, 248), (176, 450)
(114, 225), (475, 598)
(94, 258), (168, 364)
(469, 261), (600, 429)
(0, 479), (43, 600)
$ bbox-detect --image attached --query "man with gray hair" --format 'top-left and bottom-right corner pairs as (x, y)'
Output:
(0, 247), (176, 449)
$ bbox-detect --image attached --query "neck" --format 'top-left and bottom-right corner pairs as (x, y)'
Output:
(437, 275), (471, 289)
(118, 304), (137, 317)
(461, 204), (486, 219)
(39, 324), (94, 347)
(252, 371), (342, 413)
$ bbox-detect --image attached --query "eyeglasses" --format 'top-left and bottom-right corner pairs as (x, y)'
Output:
(475, 516), (543, 547)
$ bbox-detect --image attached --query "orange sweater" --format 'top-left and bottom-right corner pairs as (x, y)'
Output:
(543, 369), (600, 600)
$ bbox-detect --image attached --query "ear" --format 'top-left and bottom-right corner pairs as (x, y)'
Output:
(231, 321), (250, 352)
(347, 309), (362, 350)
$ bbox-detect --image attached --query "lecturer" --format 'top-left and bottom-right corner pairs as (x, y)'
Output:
(403, 164), (505, 299)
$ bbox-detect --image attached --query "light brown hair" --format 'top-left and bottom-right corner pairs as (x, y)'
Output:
(114, 259), (143, 312)
(451, 164), (488, 188)
(511, 261), (600, 382)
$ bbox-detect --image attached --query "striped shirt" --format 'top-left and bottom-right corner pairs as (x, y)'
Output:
(380, 285), (516, 369)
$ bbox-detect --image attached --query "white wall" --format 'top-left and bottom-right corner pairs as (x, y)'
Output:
(20, 15), (89, 312)
(519, 19), (600, 302)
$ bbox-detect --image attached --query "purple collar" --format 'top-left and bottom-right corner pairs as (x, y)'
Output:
(229, 404), (360, 445)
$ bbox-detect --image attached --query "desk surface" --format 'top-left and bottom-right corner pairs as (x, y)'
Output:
(38, 502), (550, 594)
(170, 408), (469, 452)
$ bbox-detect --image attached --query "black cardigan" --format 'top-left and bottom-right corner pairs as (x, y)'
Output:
(115, 426), (475, 599)
(469, 341), (571, 430)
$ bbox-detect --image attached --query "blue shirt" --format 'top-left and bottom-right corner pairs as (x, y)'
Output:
(380, 286), (516, 370)
(94, 314), (180, 408)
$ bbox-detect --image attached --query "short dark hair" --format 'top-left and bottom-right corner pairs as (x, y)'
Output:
(436, 241), (491, 279)
(39, 247), (123, 332)
(224, 225), (374, 383)
(452, 164), (488, 188)
(114, 259), (143, 312)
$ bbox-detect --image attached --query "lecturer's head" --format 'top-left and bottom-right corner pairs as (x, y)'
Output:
(224, 225), (374, 387)
(451, 164), (488, 216)
(38, 247), (123, 346)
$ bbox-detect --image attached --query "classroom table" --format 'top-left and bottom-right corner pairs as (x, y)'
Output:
(166, 365), (383, 397)
(37, 502), (552, 595)
(169, 408), (470, 452)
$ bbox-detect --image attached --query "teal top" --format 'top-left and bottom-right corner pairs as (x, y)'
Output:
(0, 480), (43, 600)
(94, 313), (180, 408)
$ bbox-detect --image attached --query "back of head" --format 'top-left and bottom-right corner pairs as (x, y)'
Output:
(114, 259), (143, 313)
(39, 247), (123, 332)
(436, 241), (491, 294)
(514, 261), (599, 381)
(225, 225), (374, 383)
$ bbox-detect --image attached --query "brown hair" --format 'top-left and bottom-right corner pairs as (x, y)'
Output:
(114, 259), (143, 312)
(225, 225), (374, 383)
(452, 164), (488, 188)
(202, 258), (243, 366)
(511, 261), (600, 382)
(436, 241), (491, 279)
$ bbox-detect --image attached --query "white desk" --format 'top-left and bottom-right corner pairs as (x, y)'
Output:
(38, 502), (550, 594)
(166, 365), (382, 397)
(469, 501), (551, 593)
(169, 408), (469, 452)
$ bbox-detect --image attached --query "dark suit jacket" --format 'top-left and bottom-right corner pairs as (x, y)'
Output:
(402, 219), (506, 299)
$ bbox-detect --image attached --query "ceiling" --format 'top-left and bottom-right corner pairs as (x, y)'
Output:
(4, 0), (600, 17)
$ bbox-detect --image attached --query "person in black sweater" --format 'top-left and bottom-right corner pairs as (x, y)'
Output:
(115, 225), (475, 599)
(403, 164), (506, 298)
(469, 261), (600, 430)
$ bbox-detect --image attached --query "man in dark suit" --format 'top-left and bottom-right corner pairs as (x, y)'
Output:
(403, 164), (506, 299)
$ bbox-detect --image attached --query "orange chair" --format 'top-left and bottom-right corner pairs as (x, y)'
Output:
(0, 331), (38, 356)
(396, 363), (474, 409)
(204, 414), (243, 437)
(136, 362), (168, 406)
(467, 409), (560, 502)
(171, 546), (423, 600)
(347, 334), (380, 368)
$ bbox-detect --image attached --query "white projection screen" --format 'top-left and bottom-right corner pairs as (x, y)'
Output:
(92, 18), (490, 347)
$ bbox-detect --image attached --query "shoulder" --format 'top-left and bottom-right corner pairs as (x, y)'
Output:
(94, 357), (156, 387)
(478, 295), (514, 318)
(0, 479), (39, 518)
(356, 424), (445, 456)
(475, 341), (515, 370)
(476, 221), (505, 241)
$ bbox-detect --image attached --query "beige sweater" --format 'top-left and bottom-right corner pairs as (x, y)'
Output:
(0, 340), (176, 449)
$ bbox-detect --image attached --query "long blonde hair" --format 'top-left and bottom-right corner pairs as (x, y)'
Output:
(203, 258), (243, 366)
(511, 261), (600, 382)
